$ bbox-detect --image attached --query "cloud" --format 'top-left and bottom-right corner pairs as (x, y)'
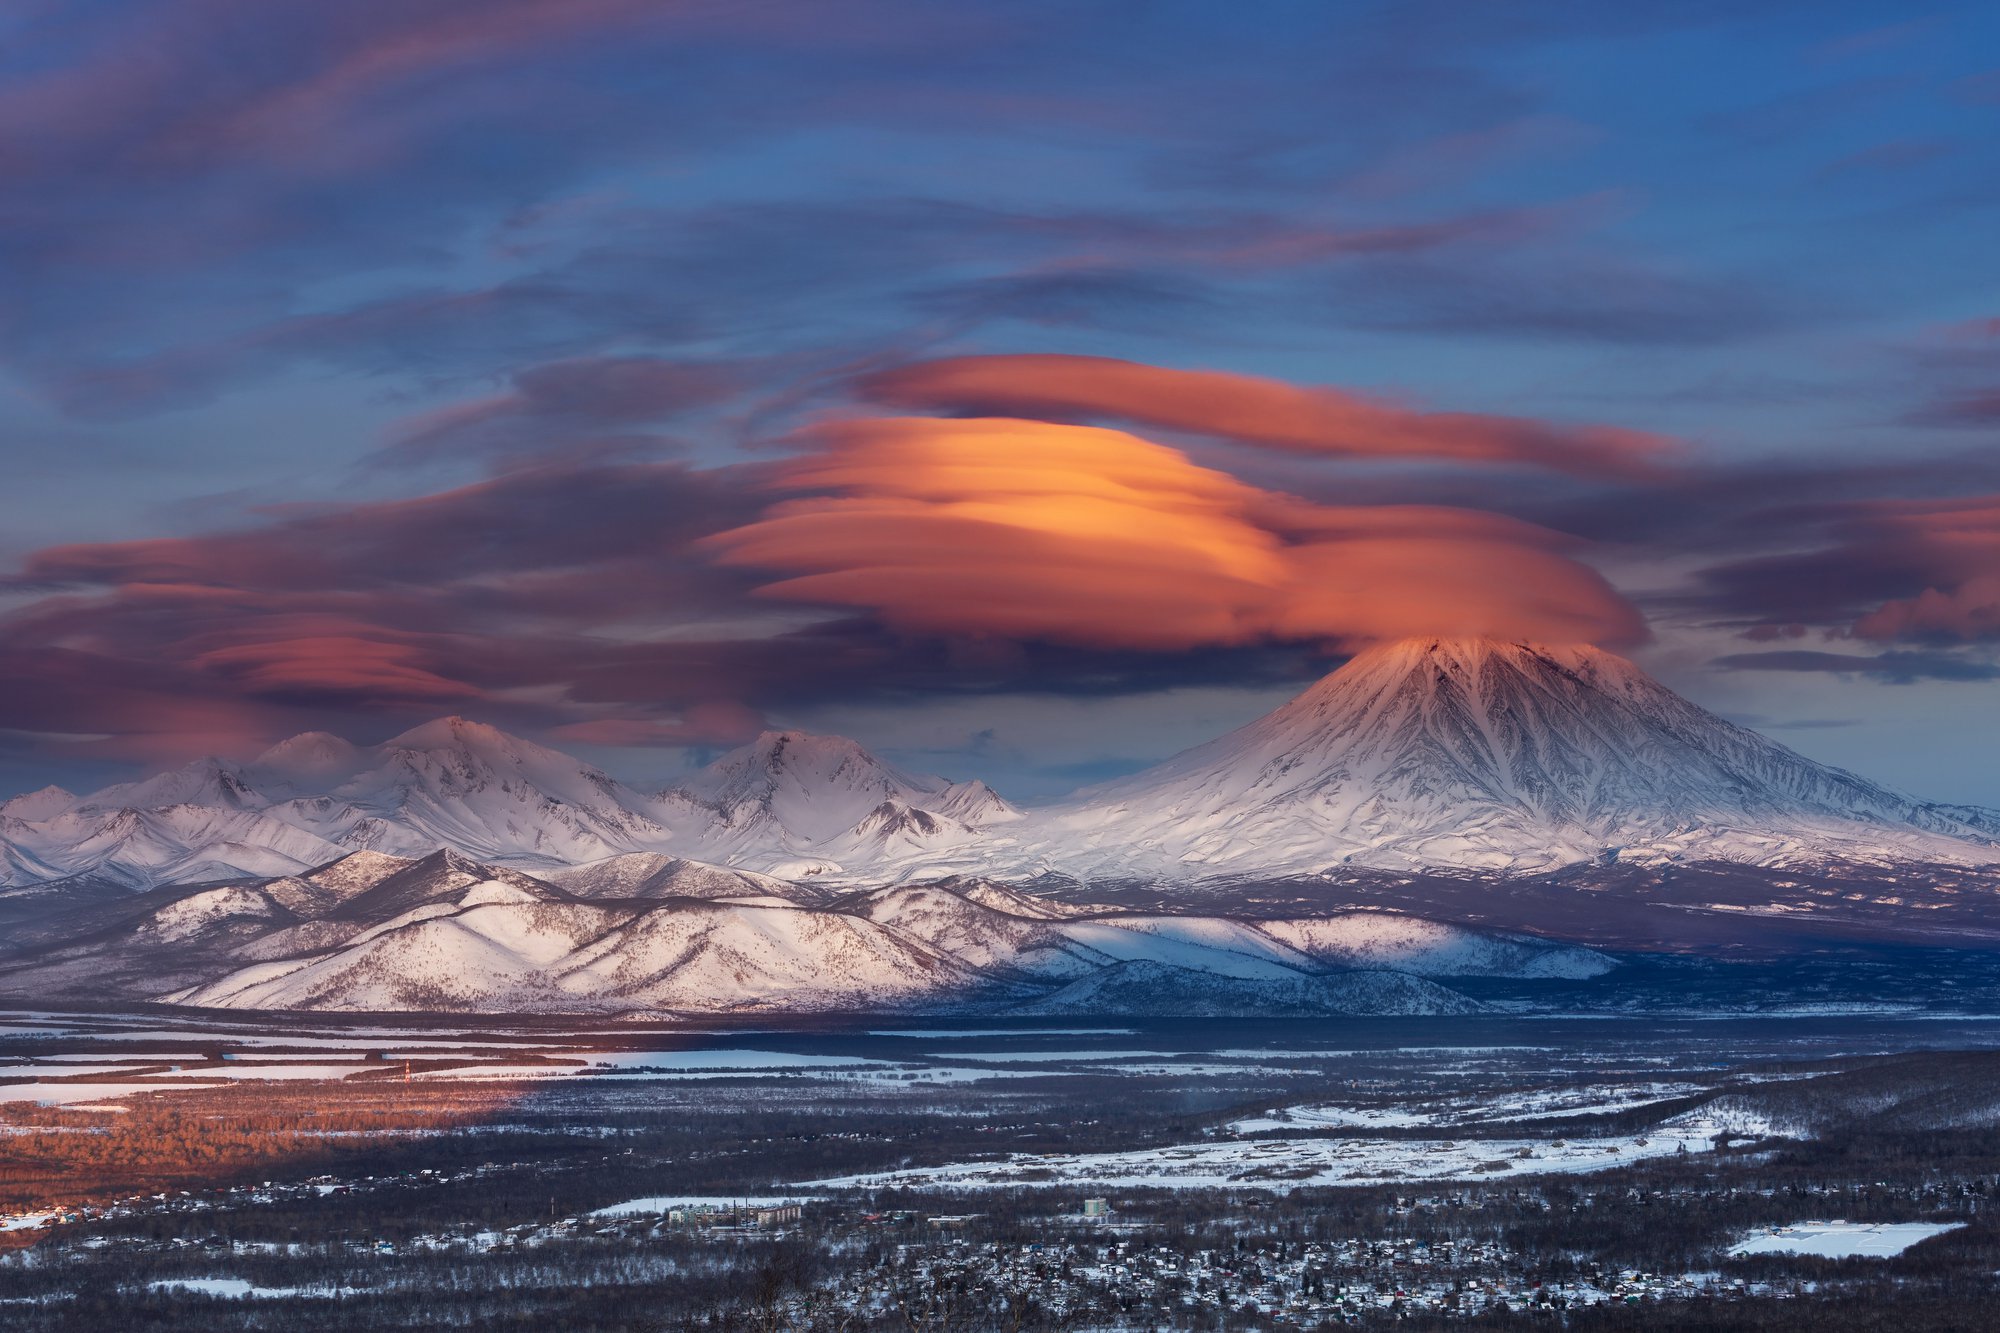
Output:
(0, 462), (773, 755)
(1906, 389), (2000, 427)
(910, 268), (1221, 335)
(381, 355), (743, 469)
(705, 415), (1644, 652)
(546, 701), (767, 748)
(857, 354), (1677, 479)
(0, 0), (1572, 423)
(190, 624), (486, 702)
(0, 448), (1352, 763)
(1896, 316), (2000, 430)
(1712, 649), (2000, 683)
(1854, 575), (2000, 642)
(1684, 493), (2000, 643)
(1324, 255), (1807, 346)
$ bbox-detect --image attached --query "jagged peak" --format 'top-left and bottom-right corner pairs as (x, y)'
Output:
(850, 799), (952, 839)
(738, 729), (903, 771)
(678, 729), (933, 799)
(74, 757), (260, 813)
(305, 849), (417, 885)
(0, 784), (79, 821)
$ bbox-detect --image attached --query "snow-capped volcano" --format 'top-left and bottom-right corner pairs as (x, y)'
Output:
(1038, 637), (2000, 876)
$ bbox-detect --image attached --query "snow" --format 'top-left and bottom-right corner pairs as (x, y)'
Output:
(1055, 920), (1313, 981)
(146, 1277), (355, 1300)
(0, 1082), (226, 1105)
(0, 786), (76, 821)
(1, 1211), (60, 1232)
(931, 1050), (1184, 1063)
(1025, 638), (2000, 878)
(590, 1194), (822, 1218)
(581, 1050), (883, 1070)
(813, 1108), (1757, 1193)
(11, 639), (1995, 903)
(868, 1028), (1134, 1038)
(1727, 1221), (1965, 1258)
(0, 1063), (161, 1080)
(184, 1063), (373, 1081)
(4, 637), (1997, 1020)
(659, 730), (1018, 870)
(1230, 1082), (1714, 1132)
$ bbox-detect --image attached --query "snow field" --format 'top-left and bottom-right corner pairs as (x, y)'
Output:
(1727, 1221), (1965, 1258)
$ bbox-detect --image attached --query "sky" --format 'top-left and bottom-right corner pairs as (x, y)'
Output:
(1, 0), (1998, 804)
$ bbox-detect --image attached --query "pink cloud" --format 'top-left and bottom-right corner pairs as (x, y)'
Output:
(858, 354), (1678, 479)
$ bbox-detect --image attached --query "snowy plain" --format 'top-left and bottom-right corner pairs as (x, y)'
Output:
(1727, 1221), (1966, 1258)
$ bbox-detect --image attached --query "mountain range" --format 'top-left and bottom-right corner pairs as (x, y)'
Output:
(6, 638), (1995, 896)
(3, 637), (1997, 1014)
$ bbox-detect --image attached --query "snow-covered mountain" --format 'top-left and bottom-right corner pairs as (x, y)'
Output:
(0, 849), (1595, 1015)
(1033, 638), (2000, 877)
(0, 721), (1012, 890)
(656, 730), (1020, 876)
(4, 637), (1998, 896)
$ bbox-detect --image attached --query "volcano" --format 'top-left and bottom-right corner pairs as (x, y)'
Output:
(1036, 637), (2000, 877)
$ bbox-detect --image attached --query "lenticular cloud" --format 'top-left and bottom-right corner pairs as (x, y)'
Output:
(858, 353), (1678, 480)
(707, 416), (1644, 651)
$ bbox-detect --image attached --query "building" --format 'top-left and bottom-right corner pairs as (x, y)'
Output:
(1083, 1198), (1111, 1218)
(754, 1204), (802, 1226)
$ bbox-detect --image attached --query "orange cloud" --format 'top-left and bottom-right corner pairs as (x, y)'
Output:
(858, 354), (1678, 479)
(705, 417), (1644, 650)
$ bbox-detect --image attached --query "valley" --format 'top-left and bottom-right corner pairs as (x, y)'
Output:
(1, 1012), (1998, 1328)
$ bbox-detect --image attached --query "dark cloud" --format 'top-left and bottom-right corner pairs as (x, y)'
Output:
(911, 268), (1221, 334)
(58, 193), (1565, 419)
(1682, 494), (2000, 643)
(378, 355), (745, 470)
(0, 445), (1356, 764)
(1712, 649), (2000, 683)
(1906, 389), (2000, 427)
(1326, 255), (1809, 347)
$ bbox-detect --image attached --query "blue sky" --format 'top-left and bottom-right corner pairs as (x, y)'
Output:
(1, 0), (1998, 802)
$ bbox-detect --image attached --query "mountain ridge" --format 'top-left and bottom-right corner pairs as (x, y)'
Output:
(3, 638), (1997, 894)
(0, 848), (1585, 1016)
